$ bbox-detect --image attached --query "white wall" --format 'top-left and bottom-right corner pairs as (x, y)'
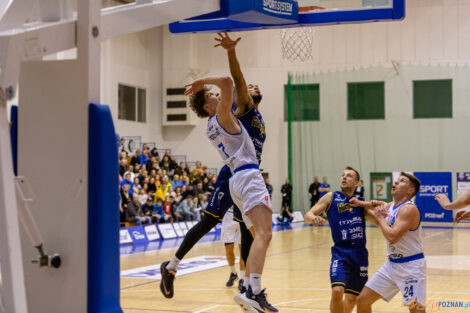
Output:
(103, 0), (470, 211)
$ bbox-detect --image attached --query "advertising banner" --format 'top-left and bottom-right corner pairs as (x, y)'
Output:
(144, 224), (160, 241)
(127, 226), (148, 243)
(414, 172), (453, 223)
(370, 172), (393, 202)
(119, 229), (133, 244)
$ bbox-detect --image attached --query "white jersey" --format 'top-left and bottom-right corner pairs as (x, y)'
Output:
(206, 115), (258, 173)
(386, 201), (423, 259)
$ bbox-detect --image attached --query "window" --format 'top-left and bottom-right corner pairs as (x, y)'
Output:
(118, 84), (146, 122)
(348, 82), (385, 120)
(413, 79), (452, 119)
(284, 84), (320, 121)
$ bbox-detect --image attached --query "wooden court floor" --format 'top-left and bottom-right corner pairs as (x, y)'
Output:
(121, 226), (470, 313)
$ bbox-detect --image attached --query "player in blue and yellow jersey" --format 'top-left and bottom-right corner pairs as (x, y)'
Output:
(305, 166), (375, 313)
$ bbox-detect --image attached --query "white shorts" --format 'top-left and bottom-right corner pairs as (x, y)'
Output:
(221, 209), (241, 244)
(229, 168), (272, 228)
(366, 258), (426, 305)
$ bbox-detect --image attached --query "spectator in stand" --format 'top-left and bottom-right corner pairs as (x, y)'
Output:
(132, 177), (141, 195)
(171, 174), (184, 189)
(319, 176), (330, 198)
(184, 163), (191, 176)
(138, 169), (148, 185)
(195, 181), (205, 197)
(175, 187), (183, 203)
(161, 160), (172, 177)
(119, 138), (125, 153)
(182, 184), (196, 200)
(142, 197), (155, 221)
(138, 189), (148, 205)
(190, 161), (206, 182)
(202, 177), (210, 192)
(124, 165), (136, 181)
(166, 185), (177, 200)
(120, 184), (131, 222)
(163, 196), (176, 222)
(265, 177), (273, 199)
(127, 194), (151, 225)
(142, 183), (149, 195)
(121, 173), (134, 195)
(181, 173), (190, 185)
(198, 193), (208, 211)
(160, 155), (170, 168)
(153, 199), (167, 223)
(207, 175), (217, 194)
(176, 195), (195, 221)
(150, 169), (157, 179)
(140, 149), (149, 165)
(142, 143), (149, 152)
(150, 147), (159, 158)
(119, 158), (127, 177)
(131, 150), (141, 167)
(192, 196), (202, 221)
(170, 156), (178, 171)
(148, 177), (157, 194)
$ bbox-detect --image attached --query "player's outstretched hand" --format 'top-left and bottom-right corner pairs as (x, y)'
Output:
(349, 197), (362, 207)
(214, 32), (241, 51)
(435, 194), (451, 210)
(304, 212), (326, 226)
(455, 209), (470, 223)
(184, 80), (205, 96)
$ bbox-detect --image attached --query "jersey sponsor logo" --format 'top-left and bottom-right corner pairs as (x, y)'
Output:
(207, 126), (221, 141)
(337, 203), (353, 213)
(389, 253), (404, 259)
(405, 278), (418, 284)
(251, 116), (266, 137)
(338, 216), (363, 226)
(120, 256), (237, 279)
(341, 229), (347, 240)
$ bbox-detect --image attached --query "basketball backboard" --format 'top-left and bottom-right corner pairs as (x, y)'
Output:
(169, 0), (404, 33)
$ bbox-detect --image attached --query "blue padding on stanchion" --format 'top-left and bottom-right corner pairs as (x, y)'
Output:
(10, 105), (18, 176)
(88, 103), (123, 313)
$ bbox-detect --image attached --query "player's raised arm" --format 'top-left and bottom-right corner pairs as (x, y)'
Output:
(304, 192), (333, 226)
(435, 189), (470, 210)
(214, 32), (253, 114)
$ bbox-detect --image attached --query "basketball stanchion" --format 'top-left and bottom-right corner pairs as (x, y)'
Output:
(14, 177), (61, 269)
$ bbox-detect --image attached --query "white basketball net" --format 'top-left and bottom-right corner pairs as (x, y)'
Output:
(280, 26), (315, 62)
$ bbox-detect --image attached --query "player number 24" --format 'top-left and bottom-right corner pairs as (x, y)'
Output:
(404, 285), (414, 298)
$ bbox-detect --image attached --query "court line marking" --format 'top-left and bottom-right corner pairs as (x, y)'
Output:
(193, 304), (238, 313)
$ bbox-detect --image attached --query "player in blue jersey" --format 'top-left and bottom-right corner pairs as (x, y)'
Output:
(160, 34), (275, 312)
(304, 167), (374, 313)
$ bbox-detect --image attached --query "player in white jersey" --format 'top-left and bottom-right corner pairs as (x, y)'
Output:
(435, 188), (470, 222)
(185, 77), (278, 313)
(349, 172), (426, 313)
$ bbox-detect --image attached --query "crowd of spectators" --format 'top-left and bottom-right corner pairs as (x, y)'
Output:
(118, 142), (217, 226)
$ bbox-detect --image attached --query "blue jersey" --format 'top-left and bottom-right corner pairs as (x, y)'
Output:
(327, 191), (366, 248)
(236, 106), (266, 164)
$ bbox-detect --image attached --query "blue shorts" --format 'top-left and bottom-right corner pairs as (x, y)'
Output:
(204, 165), (236, 220)
(330, 246), (369, 296)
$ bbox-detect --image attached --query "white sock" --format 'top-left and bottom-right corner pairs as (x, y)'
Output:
(250, 273), (262, 295)
(166, 256), (180, 271)
(243, 277), (250, 288)
(230, 265), (237, 274)
(240, 270), (245, 280)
